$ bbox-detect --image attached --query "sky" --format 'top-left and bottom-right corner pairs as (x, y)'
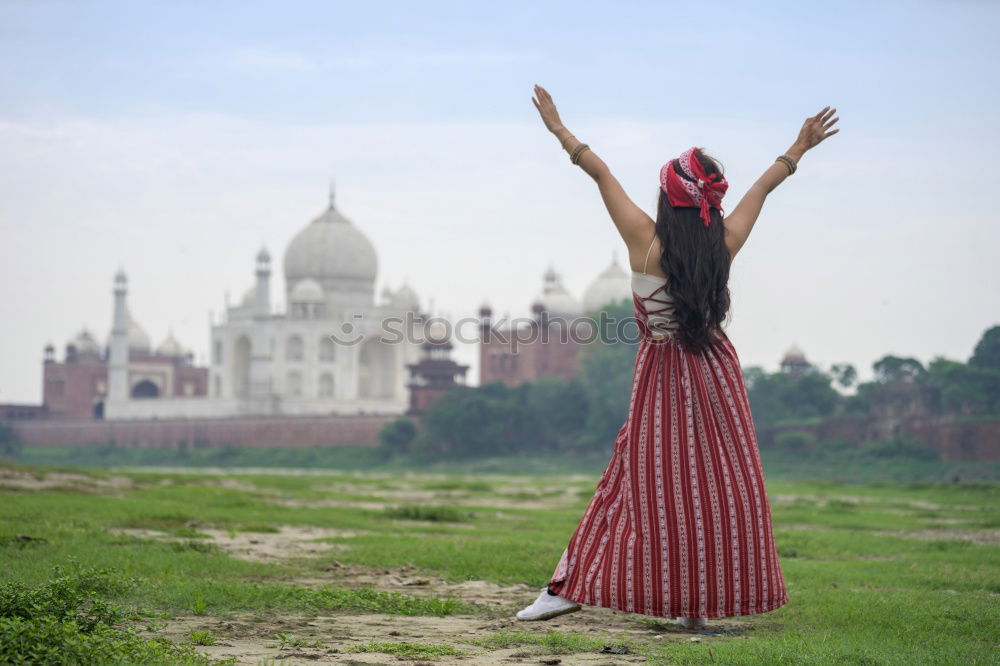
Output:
(1, 0), (998, 403)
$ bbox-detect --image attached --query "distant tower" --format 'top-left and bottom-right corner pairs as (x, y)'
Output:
(406, 323), (468, 415)
(249, 249), (275, 404)
(780, 344), (812, 378)
(478, 302), (493, 332)
(106, 269), (130, 414)
(254, 246), (271, 318)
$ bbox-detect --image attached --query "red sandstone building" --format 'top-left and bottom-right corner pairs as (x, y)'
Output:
(406, 325), (469, 415)
(478, 263), (631, 387)
(40, 327), (208, 420)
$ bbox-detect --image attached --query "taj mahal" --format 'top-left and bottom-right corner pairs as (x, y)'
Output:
(32, 185), (634, 425)
(103, 188), (427, 420)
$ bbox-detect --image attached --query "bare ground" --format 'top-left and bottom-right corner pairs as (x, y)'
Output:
(148, 558), (757, 665)
(110, 526), (365, 562)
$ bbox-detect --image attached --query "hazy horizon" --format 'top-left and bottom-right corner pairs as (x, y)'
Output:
(2, 0), (998, 402)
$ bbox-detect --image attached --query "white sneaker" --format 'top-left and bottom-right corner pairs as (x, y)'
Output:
(516, 586), (582, 621)
(675, 616), (708, 630)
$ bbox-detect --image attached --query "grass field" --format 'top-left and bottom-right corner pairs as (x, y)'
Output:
(1, 460), (998, 665)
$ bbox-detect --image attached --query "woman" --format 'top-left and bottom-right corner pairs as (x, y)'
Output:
(517, 85), (839, 628)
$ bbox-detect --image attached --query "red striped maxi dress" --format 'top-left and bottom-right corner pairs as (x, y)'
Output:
(545, 274), (789, 619)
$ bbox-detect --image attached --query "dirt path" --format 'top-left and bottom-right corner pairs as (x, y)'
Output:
(153, 559), (755, 665)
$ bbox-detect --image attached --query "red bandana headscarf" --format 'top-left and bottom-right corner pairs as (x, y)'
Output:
(659, 146), (729, 227)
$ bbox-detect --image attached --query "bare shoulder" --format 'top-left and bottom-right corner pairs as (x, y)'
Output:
(625, 223), (667, 276)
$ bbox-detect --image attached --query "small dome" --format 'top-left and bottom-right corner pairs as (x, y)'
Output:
(157, 332), (186, 357)
(426, 321), (450, 344)
(107, 308), (151, 352)
(127, 310), (151, 351)
(290, 278), (324, 303)
(389, 283), (420, 311)
(537, 266), (581, 317)
(257, 246), (271, 263)
(583, 257), (631, 312)
(283, 198), (377, 289)
(68, 328), (101, 357)
(240, 287), (256, 308)
(782, 344), (808, 364)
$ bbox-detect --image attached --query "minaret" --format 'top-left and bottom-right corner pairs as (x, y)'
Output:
(106, 268), (130, 416)
(254, 246), (271, 318)
(249, 250), (274, 407)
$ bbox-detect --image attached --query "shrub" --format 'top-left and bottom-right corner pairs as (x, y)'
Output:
(379, 417), (417, 454)
(0, 423), (22, 458)
(0, 561), (216, 665)
(859, 435), (940, 461)
(774, 430), (817, 453)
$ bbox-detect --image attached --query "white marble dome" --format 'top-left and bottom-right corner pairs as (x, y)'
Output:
(107, 308), (151, 352)
(583, 257), (631, 312)
(157, 332), (186, 357)
(127, 310), (151, 351)
(284, 198), (377, 289)
(389, 283), (420, 311)
(538, 267), (582, 317)
(68, 328), (101, 356)
(290, 278), (324, 303)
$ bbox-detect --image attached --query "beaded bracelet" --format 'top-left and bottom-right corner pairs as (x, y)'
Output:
(560, 133), (577, 149)
(775, 155), (797, 175)
(571, 143), (590, 165)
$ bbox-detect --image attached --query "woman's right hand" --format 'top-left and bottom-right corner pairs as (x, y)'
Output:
(794, 106), (840, 151)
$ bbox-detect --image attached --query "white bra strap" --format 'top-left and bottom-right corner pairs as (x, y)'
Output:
(642, 233), (657, 273)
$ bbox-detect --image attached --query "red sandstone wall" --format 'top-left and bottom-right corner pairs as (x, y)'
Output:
(11, 414), (394, 449)
(757, 416), (1000, 461)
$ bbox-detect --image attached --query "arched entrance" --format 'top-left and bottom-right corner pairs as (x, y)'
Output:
(131, 380), (160, 398)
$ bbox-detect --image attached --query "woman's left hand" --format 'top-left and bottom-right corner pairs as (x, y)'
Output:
(532, 84), (565, 134)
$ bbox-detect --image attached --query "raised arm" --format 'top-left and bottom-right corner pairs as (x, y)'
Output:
(723, 106), (840, 260)
(532, 84), (653, 248)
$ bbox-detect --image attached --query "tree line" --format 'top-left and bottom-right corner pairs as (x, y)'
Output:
(380, 305), (1000, 459)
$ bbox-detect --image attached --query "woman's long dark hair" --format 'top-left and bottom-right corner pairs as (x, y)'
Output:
(654, 149), (731, 354)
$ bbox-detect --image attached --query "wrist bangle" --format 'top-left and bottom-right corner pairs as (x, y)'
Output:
(570, 143), (590, 165)
(560, 133), (576, 149)
(775, 155), (797, 175)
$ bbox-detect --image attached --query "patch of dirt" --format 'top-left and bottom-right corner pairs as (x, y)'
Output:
(110, 525), (367, 562)
(149, 560), (755, 665)
(771, 494), (979, 513)
(0, 468), (134, 493)
(871, 528), (1000, 546)
(269, 491), (580, 512)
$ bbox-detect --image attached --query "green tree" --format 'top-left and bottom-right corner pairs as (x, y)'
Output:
(830, 363), (858, 390)
(0, 423), (21, 458)
(576, 338), (637, 452)
(526, 377), (589, 450)
(418, 383), (541, 458)
(970, 325), (1000, 370)
(378, 417), (417, 454)
(774, 430), (817, 453)
(873, 355), (925, 383)
(923, 356), (1000, 415)
(745, 367), (842, 426)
